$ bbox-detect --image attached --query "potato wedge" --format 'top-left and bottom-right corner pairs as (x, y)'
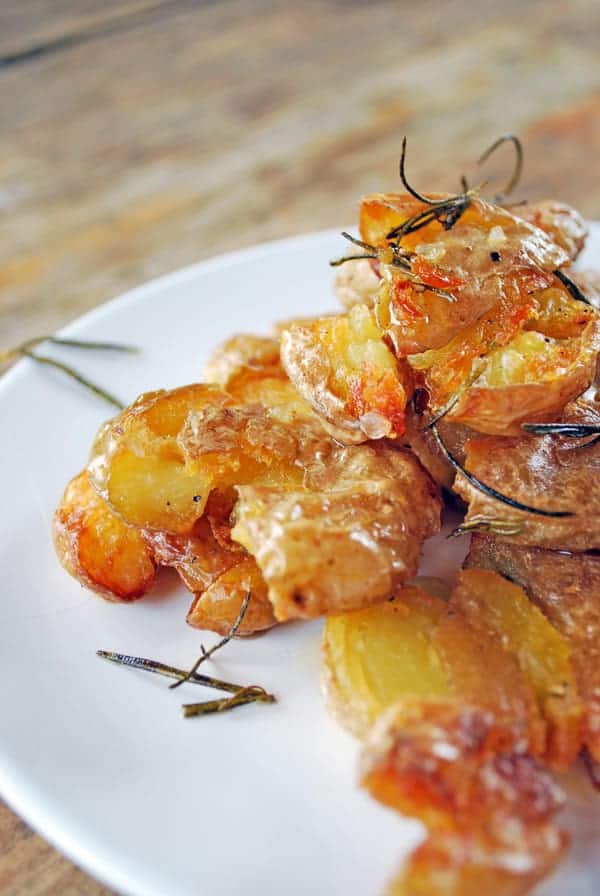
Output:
(466, 535), (600, 763)
(54, 470), (156, 601)
(280, 303), (413, 442)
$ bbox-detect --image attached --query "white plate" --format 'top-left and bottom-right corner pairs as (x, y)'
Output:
(1, 227), (599, 896)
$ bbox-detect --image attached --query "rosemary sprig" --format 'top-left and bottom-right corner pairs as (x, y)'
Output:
(183, 685), (276, 719)
(449, 517), (524, 538)
(22, 350), (124, 409)
(331, 232), (457, 302)
(97, 650), (246, 693)
(553, 269), (593, 306)
(430, 422), (574, 518)
(477, 134), (523, 201)
(1, 335), (137, 409)
(169, 591), (252, 690)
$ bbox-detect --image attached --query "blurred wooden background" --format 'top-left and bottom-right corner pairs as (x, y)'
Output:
(1, 0), (599, 892)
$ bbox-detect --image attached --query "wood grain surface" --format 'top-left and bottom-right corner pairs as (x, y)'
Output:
(1, 0), (599, 892)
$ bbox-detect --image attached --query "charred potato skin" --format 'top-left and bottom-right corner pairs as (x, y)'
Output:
(53, 470), (156, 602)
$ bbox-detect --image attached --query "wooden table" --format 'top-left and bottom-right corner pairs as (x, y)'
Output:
(1, 1), (599, 892)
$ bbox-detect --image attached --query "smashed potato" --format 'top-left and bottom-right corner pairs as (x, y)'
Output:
(361, 699), (567, 896)
(87, 367), (440, 622)
(54, 470), (156, 601)
(186, 557), (277, 636)
(233, 443), (440, 620)
(444, 320), (600, 435)
(281, 303), (413, 442)
(449, 569), (582, 767)
(455, 398), (600, 550)
(323, 569), (583, 765)
(466, 535), (600, 763)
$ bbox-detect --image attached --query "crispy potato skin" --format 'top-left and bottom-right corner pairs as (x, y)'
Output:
(515, 199), (587, 260)
(455, 398), (600, 550)
(466, 535), (600, 763)
(445, 318), (600, 435)
(53, 470), (156, 601)
(281, 304), (413, 443)
(234, 444), (441, 621)
(361, 699), (567, 896)
(186, 557), (277, 636)
(404, 403), (473, 490)
(203, 334), (281, 387)
(83, 359), (440, 623)
(360, 194), (568, 356)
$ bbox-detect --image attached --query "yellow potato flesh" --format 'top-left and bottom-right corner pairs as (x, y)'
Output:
(453, 570), (583, 767)
(323, 586), (451, 736)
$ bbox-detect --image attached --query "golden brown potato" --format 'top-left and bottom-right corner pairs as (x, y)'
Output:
(186, 557), (277, 636)
(322, 576), (546, 757)
(443, 321), (600, 435)
(322, 584), (452, 738)
(202, 334), (281, 388)
(360, 194), (568, 356)
(280, 303), (413, 442)
(87, 371), (440, 622)
(448, 569), (583, 768)
(233, 443), (441, 621)
(466, 535), (600, 763)
(54, 471), (156, 601)
(455, 398), (600, 550)
(361, 699), (567, 896)
(514, 199), (587, 260)
(333, 256), (380, 310)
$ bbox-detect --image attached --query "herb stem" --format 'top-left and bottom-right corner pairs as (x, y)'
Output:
(170, 591), (252, 690)
(22, 349), (124, 409)
(182, 686), (276, 719)
(97, 650), (245, 693)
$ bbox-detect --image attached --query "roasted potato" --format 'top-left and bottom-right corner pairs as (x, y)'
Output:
(360, 194), (568, 355)
(361, 699), (567, 896)
(280, 303), (413, 442)
(87, 368), (440, 622)
(322, 577), (544, 754)
(186, 557), (277, 636)
(466, 535), (600, 763)
(233, 443), (441, 621)
(444, 320), (600, 435)
(514, 199), (587, 260)
(54, 470), (156, 601)
(448, 569), (583, 767)
(455, 398), (600, 550)
(203, 333), (281, 388)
